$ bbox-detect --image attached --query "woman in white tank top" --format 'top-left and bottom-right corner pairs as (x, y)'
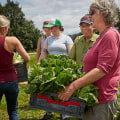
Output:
(36, 21), (52, 63)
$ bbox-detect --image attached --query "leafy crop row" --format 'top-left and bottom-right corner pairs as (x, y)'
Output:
(25, 54), (98, 106)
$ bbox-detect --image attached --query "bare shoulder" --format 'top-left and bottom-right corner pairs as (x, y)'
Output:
(5, 36), (19, 43)
(38, 37), (42, 41)
(6, 36), (18, 40)
(37, 37), (42, 45)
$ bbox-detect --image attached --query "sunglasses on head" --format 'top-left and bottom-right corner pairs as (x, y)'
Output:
(89, 9), (99, 16)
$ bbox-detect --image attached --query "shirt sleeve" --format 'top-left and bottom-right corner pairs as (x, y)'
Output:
(66, 35), (73, 45)
(97, 31), (119, 74)
(69, 43), (76, 60)
(69, 37), (79, 60)
(44, 37), (49, 46)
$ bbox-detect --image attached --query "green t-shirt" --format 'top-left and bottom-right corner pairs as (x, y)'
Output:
(69, 33), (99, 65)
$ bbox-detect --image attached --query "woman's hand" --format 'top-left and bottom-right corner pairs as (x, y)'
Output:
(58, 83), (76, 101)
(58, 68), (106, 101)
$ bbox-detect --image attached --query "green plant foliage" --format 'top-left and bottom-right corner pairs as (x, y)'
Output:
(0, 0), (42, 51)
(25, 54), (98, 106)
(13, 52), (24, 63)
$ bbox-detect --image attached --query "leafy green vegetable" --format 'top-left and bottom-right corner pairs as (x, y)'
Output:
(24, 84), (37, 94)
(13, 52), (24, 63)
(25, 54), (98, 106)
(73, 84), (99, 106)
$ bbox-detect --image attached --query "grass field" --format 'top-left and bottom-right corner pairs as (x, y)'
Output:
(0, 86), (77, 120)
(0, 54), (120, 120)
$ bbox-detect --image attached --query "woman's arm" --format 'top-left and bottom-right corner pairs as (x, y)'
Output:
(36, 37), (42, 64)
(15, 37), (30, 62)
(66, 44), (73, 54)
(58, 68), (106, 101)
(5, 36), (30, 62)
(38, 44), (48, 63)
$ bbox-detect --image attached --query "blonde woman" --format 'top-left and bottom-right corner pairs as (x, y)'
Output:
(0, 15), (30, 120)
(36, 21), (52, 64)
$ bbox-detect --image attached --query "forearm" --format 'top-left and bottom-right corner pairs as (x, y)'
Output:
(36, 51), (41, 63)
(15, 40), (30, 62)
(36, 37), (41, 63)
(67, 44), (73, 54)
(73, 68), (106, 90)
(38, 52), (48, 63)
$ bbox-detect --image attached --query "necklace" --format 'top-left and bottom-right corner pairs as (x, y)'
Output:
(100, 26), (111, 36)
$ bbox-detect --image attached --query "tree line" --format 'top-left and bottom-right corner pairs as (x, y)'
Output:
(70, 9), (120, 41)
(0, 0), (42, 51)
(0, 0), (120, 50)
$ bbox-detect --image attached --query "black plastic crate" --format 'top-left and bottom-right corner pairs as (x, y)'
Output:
(13, 62), (28, 82)
(29, 92), (86, 118)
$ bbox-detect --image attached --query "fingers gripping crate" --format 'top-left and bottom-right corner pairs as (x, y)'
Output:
(13, 62), (28, 82)
(29, 92), (86, 118)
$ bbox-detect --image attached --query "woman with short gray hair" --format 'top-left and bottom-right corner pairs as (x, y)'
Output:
(58, 0), (120, 120)
(90, 0), (119, 26)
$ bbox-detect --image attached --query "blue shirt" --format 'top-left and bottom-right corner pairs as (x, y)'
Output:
(45, 34), (73, 55)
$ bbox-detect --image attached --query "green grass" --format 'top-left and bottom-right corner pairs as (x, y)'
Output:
(27, 54), (36, 68)
(0, 85), (77, 120)
(0, 54), (77, 120)
(0, 54), (120, 120)
(0, 85), (62, 120)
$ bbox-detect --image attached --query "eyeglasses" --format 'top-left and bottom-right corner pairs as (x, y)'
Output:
(89, 9), (99, 16)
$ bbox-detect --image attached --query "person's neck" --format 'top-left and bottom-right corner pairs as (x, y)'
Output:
(54, 32), (61, 38)
(46, 33), (51, 38)
(100, 26), (111, 35)
(97, 23), (111, 35)
(85, 33), (93, 45)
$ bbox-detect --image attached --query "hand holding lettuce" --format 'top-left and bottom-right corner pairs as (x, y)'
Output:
(25, 54), (99, 106)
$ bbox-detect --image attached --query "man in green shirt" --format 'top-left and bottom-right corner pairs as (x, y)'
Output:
(69, 15), (99, 65)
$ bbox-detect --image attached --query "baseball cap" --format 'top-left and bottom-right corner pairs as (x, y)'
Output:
(80, 16), (93, 25)
(43, 21), (49, 28)
(45, 19), (62, 28)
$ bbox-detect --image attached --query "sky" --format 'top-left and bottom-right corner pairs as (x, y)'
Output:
(0, 0), (120, 35)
